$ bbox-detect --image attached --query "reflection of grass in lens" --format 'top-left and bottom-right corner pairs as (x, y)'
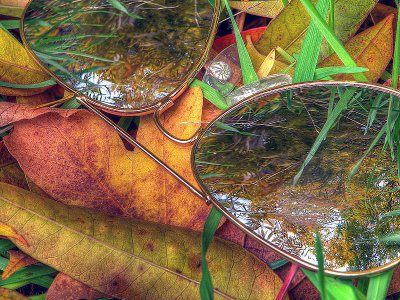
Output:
(24, 0), (214, 109)
(194, 86), (400, 272)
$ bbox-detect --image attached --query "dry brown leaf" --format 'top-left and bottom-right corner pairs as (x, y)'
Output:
(0, 222), (27, 246)
(0, 28), (53, 97)
(229, 0), (285, 18)
(0, 88), (211, 230)
(319, 14), (394, 82)
(0, 287), (28, 300)
(0, 182), (284, 299)
(371, 3), (397, 25)
(257, 49), (276, 78)
(0, 0), (29, 7)
(47, 273), (109, 300)
(2, 250), (37, 279)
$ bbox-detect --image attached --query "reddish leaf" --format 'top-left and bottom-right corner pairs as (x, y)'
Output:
(2, 250), (37, 279)
(47, 273), (109, 300)
(0, 88), (212, 230)
(213, 26), (266, 52)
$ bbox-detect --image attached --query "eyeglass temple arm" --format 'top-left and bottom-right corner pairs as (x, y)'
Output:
(76, 97), (211, 204)
(153, 74), (292, 144)
(154, 99), (202, 145)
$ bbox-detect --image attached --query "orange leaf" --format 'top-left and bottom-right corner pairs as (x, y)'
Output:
(371, 3), (397, 25)
(2, 250), (37, 279)
(319, 15), (394, 82)
(0, 223), (28, 246)
(0, 0), (30, 8)
(228, 1), (285, 18)
(47, 273), (109, 300)
(213, 27), (266, 52)
(1, 88), (212, 230)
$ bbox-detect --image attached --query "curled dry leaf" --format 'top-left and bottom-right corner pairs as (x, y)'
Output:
(371, 3), (397, 25)
(0, 183), (284, 299)
(0, 88), (212, 231)
(0, 28), (53, 97)
(255, 0), (378, 59)
(0, 142), (29, 191)
(319, 14), (394, 82)
(246, 37), (289, 76)
(2, 250), (37, 279)
(0, 287), (28, 300)
(257, 49), (276, 78)
(0, 0), (28, 17)
(228, 0), (285, 18)
(0, 0), (30, 8)
(213, 27), (266, 53)
(15, 84), (66, 106)
(47, 273), (109, 300)
(0, 222), (28, 247)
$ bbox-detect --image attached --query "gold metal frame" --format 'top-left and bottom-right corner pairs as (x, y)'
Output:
(191, 80), (400, 278)
(19, 0), (400, 279)
(20, 0), (221, 116)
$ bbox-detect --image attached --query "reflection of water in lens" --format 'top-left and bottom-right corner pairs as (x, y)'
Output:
(24, 0), (214, 109)
(194, 86), (400, 272)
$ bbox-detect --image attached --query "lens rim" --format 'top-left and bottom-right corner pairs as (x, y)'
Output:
(20, 0), (221, 116)
(191, 80), (400, 277)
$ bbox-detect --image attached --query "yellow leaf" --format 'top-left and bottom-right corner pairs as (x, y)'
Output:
(0, 223), (28, 246)
(257, 49), (276, 78)
(256, 0), (378, 59)
(0, 27), (52, 96)
(246, 35), (266, 70)
(319, 15), (394, 82)
(0, 88), (211, 231)
(0, 183), (284, 299)
(0, 287), (27, 300)
(229, 0), (286, 18)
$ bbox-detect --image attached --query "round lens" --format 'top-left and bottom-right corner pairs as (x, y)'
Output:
(193, 83), (400, 274)
(23, 0), (215, 112)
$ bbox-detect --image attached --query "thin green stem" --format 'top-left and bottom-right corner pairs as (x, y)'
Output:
(329, 0), (334, 30)
(392, 5), (400, 89)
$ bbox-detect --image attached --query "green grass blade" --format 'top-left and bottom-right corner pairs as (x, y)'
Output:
(191, 79), (228, 110)
(366, 269), (394, 300)
(0, 79), (56, 89)
(314, 66), (369, 80)
(200, 207), (223, 300)
(303, 269), (366, 300)
(315, 232), (327, 300)
(392, 5), (400, 89)
(222, 0), (258, 85)
(61, 98), (81, 109)
(106, 0), (142, 19)
(29, 294), (47, 300)
(329, 0), (334, 30)
(0, 20), (19, 29)
(0, 240), (14, 254)
(294, 88), (357, 184)
(293, 0), (330, 83)
(0, 265), (56, 287)
(268, 258), (289, 270)
(299, 0), (368, 82)
(358, 278), (369, 295)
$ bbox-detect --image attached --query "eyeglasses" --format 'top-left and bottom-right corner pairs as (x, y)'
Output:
(20, 0), (400, 277)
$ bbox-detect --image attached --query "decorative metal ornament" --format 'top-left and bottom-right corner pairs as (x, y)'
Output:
(208, 61), (233, 81)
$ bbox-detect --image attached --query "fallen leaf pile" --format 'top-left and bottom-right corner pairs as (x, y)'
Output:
(0, 0), (397, 299)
